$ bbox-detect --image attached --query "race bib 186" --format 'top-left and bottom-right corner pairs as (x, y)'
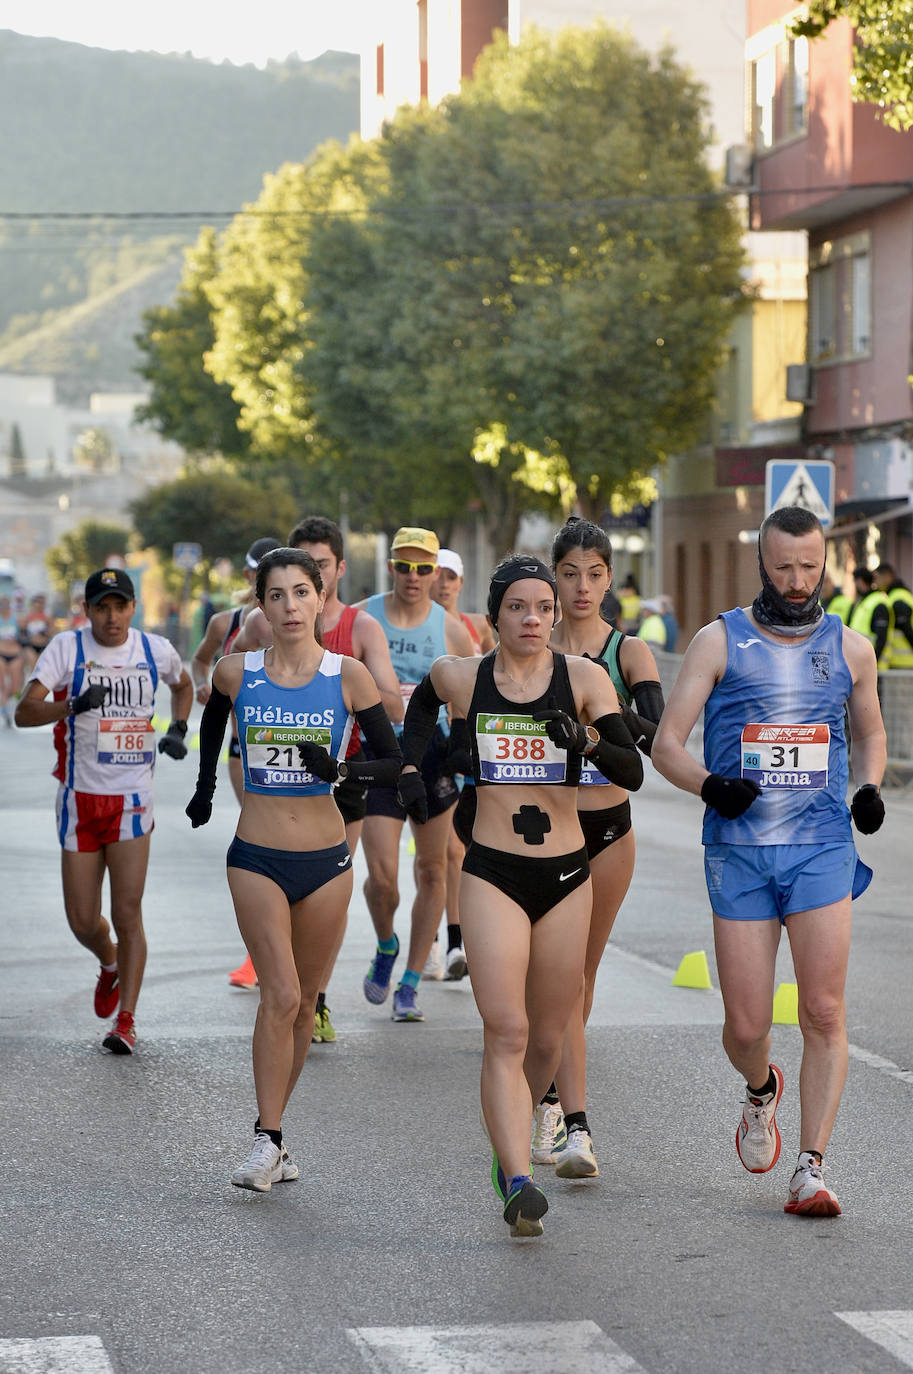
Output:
(245, 724), (331, 788)
(475, 712), (567, 783)
(96, 716), (154, 766)
(740, 723), (830, 790)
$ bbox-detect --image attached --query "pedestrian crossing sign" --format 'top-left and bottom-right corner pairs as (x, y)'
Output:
(765, 459), (834, 528)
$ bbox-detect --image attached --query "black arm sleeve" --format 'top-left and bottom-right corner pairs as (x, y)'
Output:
(586, 712), (644, 792)
(621, 679), (665, 757)
(401, 673), (446, 769)
(871, 605), (890, 662)
(196, 684), (232, 794)
(895, 599), (913, 649)
(347, 702), (403, 786)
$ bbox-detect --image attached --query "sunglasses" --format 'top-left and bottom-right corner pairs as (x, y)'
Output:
(392, 559), (437, 576)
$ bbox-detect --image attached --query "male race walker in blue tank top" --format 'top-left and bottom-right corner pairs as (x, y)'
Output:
(353, 526), (475, 1022)
(653, 506), (887, 1219)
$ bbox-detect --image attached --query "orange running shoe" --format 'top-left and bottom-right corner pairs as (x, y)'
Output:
(229, 954), (258, 989)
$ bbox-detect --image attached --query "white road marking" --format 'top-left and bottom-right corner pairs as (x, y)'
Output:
(0, 1336), (114, 1374)
(847, 1043), (913, 1086)
(836, 1312), (913, 1367)
(347, 1321), (647, 1372)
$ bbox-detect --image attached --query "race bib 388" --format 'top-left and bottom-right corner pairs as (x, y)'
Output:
(475, 712), (567, 783)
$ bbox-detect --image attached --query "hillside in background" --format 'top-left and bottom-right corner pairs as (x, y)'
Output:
(0, 31), (360, 403)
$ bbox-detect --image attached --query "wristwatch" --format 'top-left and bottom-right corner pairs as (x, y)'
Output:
(582, 725), (600, 755)
(336, 760), (350, 782)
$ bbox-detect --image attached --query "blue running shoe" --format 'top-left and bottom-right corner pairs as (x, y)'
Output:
(391, 981), (424, 1021)
(363, 935), (400, 1004)
(503, 1177), (548, 1237)
(491, 1150), (507, 1201)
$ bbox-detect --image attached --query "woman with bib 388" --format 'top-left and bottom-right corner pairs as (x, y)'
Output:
(399, 556), (642, 1237)
(186, 548), (401, 1192)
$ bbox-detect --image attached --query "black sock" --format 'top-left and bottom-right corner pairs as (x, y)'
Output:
(747, 1068), (776, 1098)
(316, 992), (326, 1012)
(540, 1082), (560, 1106)
(564, 1111), (590, 1138)
(447, 924), (462, 953)
(254, 1119), (282, 1149)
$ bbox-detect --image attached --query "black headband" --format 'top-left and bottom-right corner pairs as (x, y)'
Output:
(487, 557), (557, 627)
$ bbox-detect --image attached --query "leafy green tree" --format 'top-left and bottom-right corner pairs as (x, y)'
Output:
(73, 427), (118, 473)
(129, 468), (296, 566)
(304, 26), (746, 532)
(792, 2), (913, 130)
(134, 228), (251, 457)
(45, 519), (131, 595)
(203, 26), (745, 541)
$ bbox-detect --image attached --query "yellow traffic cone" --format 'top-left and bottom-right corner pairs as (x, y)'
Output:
(772, 982), (799, 1024)
(672, 950), (713, 990)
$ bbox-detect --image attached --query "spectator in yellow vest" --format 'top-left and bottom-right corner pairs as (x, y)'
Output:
(618, 573), (641, 631)
(874, 562), (913, 668)
(637, 599), (668, 650)
(821, 572), (852, 625)
(849, 568), (892, 669)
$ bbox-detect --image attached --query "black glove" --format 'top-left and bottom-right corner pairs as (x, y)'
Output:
(297, 740), (338, 783)
(185, 788), (213, 828)
(71, 683), (108, 714)
(534, 697), (587, 753)
(700, 773), (762, 819)
(851, 784), (885, 834)
(442, 718), (472, 777)
(398, 770), (428, 824)
(158, 719), (188, 760)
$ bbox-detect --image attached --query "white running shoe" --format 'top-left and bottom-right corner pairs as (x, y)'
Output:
(421, 940), (444, 980)
(278, 1143), (299, 1182)
(530, 1102), (567, 1165)
(231, 1132), (282, 1192)
(555, 1126), (599, 1178)
(445, 946), (468, 981)
(784, 1152), (841, 1217)
(735, 1063), (784, 1173)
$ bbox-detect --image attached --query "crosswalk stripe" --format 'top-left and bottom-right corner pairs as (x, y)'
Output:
(836, 1312), (913, 1367)
(0, 1336), (114, 1373)
(347, 1321), (647, 1372)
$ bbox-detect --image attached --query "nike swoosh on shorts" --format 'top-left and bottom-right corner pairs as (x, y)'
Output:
(559, 868), (581, 881)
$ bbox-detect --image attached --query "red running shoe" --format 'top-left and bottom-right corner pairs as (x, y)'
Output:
(94, 965), (119, 1019)
(103, 1010), (136, 1055)
(228, 954), (258, 989)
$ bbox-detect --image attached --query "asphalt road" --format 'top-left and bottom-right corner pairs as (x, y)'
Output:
(2, 708), (913, 1374)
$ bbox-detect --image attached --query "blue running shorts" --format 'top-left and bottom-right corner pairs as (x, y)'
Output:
(704, 841), (872, 922)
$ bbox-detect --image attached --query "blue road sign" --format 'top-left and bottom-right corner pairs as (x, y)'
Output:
(765, 459), (834, 527)
(172, 542), (202, 571)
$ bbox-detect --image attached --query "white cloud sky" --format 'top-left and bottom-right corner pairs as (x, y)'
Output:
(0, 0), (376, 65)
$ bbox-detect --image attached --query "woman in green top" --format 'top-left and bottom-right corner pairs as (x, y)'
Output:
(541, 516), (665, 1179)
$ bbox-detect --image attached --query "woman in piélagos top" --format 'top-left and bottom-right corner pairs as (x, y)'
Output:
(185, 547), (401, 1192)
(541, 517), (665, 1178)
(398, 555), (642, 1237)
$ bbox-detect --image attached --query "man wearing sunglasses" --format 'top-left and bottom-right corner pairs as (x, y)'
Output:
(355, 527), (475, 1021)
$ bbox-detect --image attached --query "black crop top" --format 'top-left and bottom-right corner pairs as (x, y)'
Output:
(467, 651), (583, 788)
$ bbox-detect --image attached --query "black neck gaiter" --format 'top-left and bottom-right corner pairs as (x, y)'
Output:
(751, 543), (826, 637)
